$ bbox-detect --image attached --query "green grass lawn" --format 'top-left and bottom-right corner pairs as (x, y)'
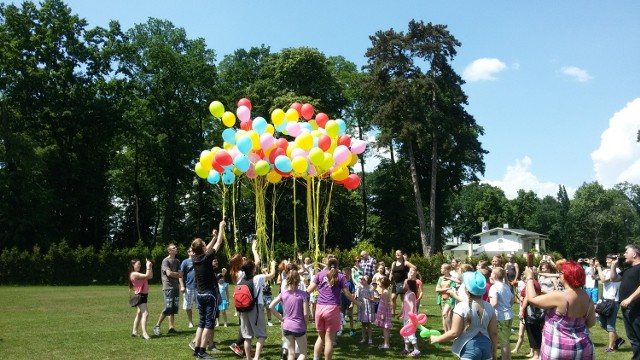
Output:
(0, 284), (631, 359)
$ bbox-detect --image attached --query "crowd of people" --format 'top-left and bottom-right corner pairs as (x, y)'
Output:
(128, 234), (640, 360)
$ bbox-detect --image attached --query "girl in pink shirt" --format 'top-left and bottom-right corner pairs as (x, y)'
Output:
(129, 258), (153, 340)
(398, 279), (420, 357)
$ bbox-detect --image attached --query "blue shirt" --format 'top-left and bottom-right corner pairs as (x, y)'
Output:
(180, 258), (195, 289)
(341, 280), (356, 306)
(219, 282), (228, 301)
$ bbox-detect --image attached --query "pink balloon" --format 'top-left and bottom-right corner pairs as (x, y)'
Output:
(333, 145), (350, 165)
(350, 139), (367, 155)
(247, 153), (261, 163)
(308, 165), (317, 176)
(246, 166), (256, 179)
(291, 148), (307, 159)
(237, 105), (251, 122)
(399, 323), (417, 338)
(259, 133), (275, 150)
(286, 122), (301, 137)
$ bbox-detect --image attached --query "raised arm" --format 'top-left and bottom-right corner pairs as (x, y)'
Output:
(265, 260), (277, 281)
(252, 239), (260, 265)
(209, 220), (226, 253)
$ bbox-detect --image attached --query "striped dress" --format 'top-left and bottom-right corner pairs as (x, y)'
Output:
(375, 292), (392, 329)
(540, 293), (594, 360)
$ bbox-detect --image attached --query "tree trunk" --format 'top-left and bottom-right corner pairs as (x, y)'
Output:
(407, 139), (430, 256)
(134, 137), (142, 243)
(357, 120), (368, 240)
(429, 130), (438, 255)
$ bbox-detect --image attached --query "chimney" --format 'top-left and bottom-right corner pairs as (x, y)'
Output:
(482, 221), (489, 231)
(503, 223), (509, 229)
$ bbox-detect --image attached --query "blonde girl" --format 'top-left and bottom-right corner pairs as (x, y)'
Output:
(374, 277), (392, 349)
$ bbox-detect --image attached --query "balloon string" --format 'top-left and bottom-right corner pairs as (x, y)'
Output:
(271, 183), (276, 259)
(221, 184), (232, 259)
(293, 178), (298, 259)
(322, 181), (334, 254)
(253, 177), (270, 266)
(232, 181), (239, 253)
(306, 178), (313, 253)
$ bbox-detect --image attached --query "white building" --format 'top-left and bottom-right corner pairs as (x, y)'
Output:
(444, 225), (548, 260)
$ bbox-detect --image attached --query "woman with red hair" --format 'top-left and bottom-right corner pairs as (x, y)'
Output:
(523, 261), (596, 359)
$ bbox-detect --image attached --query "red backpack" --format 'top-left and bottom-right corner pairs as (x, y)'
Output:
(234, 276), (257, 313)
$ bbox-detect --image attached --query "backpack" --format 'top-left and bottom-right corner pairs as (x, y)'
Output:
(234, 276), (258, 313)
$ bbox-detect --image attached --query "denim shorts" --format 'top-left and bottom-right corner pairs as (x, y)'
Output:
(460, 334), (492, 360)
(598, 299), (620, 332)
(162, 288), (179, 315)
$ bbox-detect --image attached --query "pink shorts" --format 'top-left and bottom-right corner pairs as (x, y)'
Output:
(315, 304), (341, 332)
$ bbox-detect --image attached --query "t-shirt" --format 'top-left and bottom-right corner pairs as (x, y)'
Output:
(341, 280), (356, 306)
(601, 268), (621, 301)
(584, 266), (597, 288)
(249, 274), (267, 305)
(130, 274), (149, 294)
(192, 249), (217, 293)
(313, 269), (348, 306)
(219, 282), (229, 301)
(488, 282), (513, 320)
(161, 256), (180, 290)
(281, 289), (309, 333)
(180, 258), (195, 289)
(619, 264), (640, 308)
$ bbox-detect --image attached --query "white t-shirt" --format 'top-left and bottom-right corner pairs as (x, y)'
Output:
(601, 268), (621, 301)
(251, 274), (267, 305)
(584, 266), (597, 288)
(489, 282), (513, 321)
(456, 283), (469, 303)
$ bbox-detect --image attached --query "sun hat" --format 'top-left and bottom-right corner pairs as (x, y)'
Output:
(462, 271), (487, 297)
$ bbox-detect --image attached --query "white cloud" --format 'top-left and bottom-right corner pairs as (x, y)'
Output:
(462, 58), (507, 82)
(483, 156), (575, 199)
(561, 66), (593, 82)
(591, 98), (640, 187)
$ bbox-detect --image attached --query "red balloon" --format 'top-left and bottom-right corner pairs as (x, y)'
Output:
(238, 98), (252, 110)
(290, 102), (302, 117)
(344, 174), (361, 190)
(301, 103), (314, 120)
(240, 119), (252, 131)
(254, 150), (265, 159)
(318, 134), (331, 151)
(269, 147), (286, 164)
(275, 168), (291, 177)
(316, 113), (329, 128)
(211, 160), (225, 173)
(276, 138), (289, 150)
(338, 135), (351, 147)
(214, 150), (233, 167)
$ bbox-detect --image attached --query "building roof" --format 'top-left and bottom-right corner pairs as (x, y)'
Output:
(473, 227), (548, 238)
(449, 244), (484, 252)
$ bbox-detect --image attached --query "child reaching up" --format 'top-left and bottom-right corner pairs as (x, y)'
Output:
(217, 274), (229, 327)
(270, 263), (309, 360)
(398, 280), (420, 357)
(375, 277), (392, 349)
(357, 275), (375, 344)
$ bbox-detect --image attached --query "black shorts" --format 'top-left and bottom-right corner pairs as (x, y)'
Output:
(392, 281), (406, 295)
(283, 329), (306, 338)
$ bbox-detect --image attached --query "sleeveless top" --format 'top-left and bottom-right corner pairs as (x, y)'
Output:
(541, 292), (594, 360)
(392, 261), (408, 283)
(451, 300), (494, 357)
(130, 273), (148, 294)
(505, 262), (517, 282)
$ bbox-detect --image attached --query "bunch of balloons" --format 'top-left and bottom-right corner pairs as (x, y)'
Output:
(399, 313), (441, 346)
(194, 98), (365, 189)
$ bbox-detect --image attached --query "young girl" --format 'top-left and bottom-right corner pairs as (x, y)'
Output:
(217, 274), (229, 327)
(270, 264), (309, 360)
(375, 277), (392, 349)
(398, 279), (420, 357)
(436, 263), (455, 332)
(262, 267), (274, 327)
(357, 275), (375, 344)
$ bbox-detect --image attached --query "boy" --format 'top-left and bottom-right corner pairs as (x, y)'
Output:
(489, 267), (513, 360)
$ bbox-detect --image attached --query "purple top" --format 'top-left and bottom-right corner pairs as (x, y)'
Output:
(281, 289), (309, 333)
(313, 269), (348, 306)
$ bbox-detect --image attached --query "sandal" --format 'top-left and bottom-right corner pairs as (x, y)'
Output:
(368, 340), (373, 345)
(360, 339), (366, 344)
(409, 350), (421, 357)
(140, 334), (151, 340)
(131, 333), (138, 337)
(378, 344), (389, 349)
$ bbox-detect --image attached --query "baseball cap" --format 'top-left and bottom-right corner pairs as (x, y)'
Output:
(462, 271), (487, 297)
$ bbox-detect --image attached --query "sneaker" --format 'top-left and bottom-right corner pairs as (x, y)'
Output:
(349, 330), (355, 337)
(153, 325), (161, 336)
(409, 350), (421, 357)
(378, 344), (389, 349)
(224, 323), (228, 327)
(268, 321), (274, 327)
(337, 330), (343, 336)
(197, 352), (214, 359)
(615, 337), (626, 349)
(605, 348), (615, 353)
(360, 339), (366, 344)
(207, 344), (218, 352)
(401, 349), (411, 355)
(188, 322), (194, 328)
(229, 344), (243, 357)
(167, 328), (178, 334)
(189, 340), (196, 351)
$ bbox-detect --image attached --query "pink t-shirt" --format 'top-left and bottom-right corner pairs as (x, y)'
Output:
(402, 290), (417, 320)
(130, 274), (149, 294)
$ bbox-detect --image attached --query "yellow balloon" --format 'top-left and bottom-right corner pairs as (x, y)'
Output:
(223, 142), (234, 150)
(296, 133), (313, 151)
(291, 156), (309, 174)
(199, 150), (213, 171)
(285, 108), (299, 122)
(331, 166), (349, 181)
(309, 148), (324, 166)
(349, 152), (359, 166)
(247, 130), (261, 150)
(266, 170), (282, 184)
(308, 119), (318, 130)
(271, 108), (285, 126)
(233, 168), (243, 176)
(195, 163), (208, 179)
(286, 143), (297, 158)
(222, 111), (236, 127)
(235, 130), (247, 140)
(325, 120), (339, 137)
(321, 153), (334, 170)
(266, 124), (275, 135)
(311, 130), (323, 138)
(209, 101), (225, 118)
(328, 139), (337, 154)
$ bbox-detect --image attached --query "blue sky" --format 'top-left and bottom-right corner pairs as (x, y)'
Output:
(57, 0), (640, 198)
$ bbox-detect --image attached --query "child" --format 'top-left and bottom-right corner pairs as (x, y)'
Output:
(398, 279), (420, 356)
(217, 273), (229, 327)
(270, 263), (309, 360)
(436, 263), (455, 332)
(338, 267), (355, 336)
(489, 267), (514, 360)
(357, 275), (375, 344)
(374, 277), (392, 349)
(263, 267), (274, 326)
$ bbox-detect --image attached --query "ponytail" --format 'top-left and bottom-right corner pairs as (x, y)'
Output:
(286, 263), (301, 289)
(327, 258), (339, 287)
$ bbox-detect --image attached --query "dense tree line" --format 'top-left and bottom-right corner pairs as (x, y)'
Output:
(2, 1), (639, 268)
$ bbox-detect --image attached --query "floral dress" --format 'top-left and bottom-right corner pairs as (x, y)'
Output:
(357, 286), (375, 323)
(375, 292), (392, 329)
(540, 292), (594, 360)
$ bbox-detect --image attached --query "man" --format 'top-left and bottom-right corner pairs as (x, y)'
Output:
(153, 243), (182, 336)
(359, 251), (377, 278)
(595, 255), (625, 353)
(179, 247), (196, 328)
(610, 244), (640, 360)
(191, 221), (225, 359)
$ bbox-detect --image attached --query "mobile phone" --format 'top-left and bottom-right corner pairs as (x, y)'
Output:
(526, 253), (533, 267)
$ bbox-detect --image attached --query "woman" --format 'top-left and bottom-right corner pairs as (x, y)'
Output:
(537, 261), (558, 294)
(389, 250), (416, 315)
(431, 271), (498, 360)
(129, 258), (153, 340)
(307, 256), (360, 360)
(595, 255), (625, 353)
(520, 267), (543, 359)
(524, 261), (596, 360)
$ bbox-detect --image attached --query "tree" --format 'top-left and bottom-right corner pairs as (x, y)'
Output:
(449, 182), (509, 243)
